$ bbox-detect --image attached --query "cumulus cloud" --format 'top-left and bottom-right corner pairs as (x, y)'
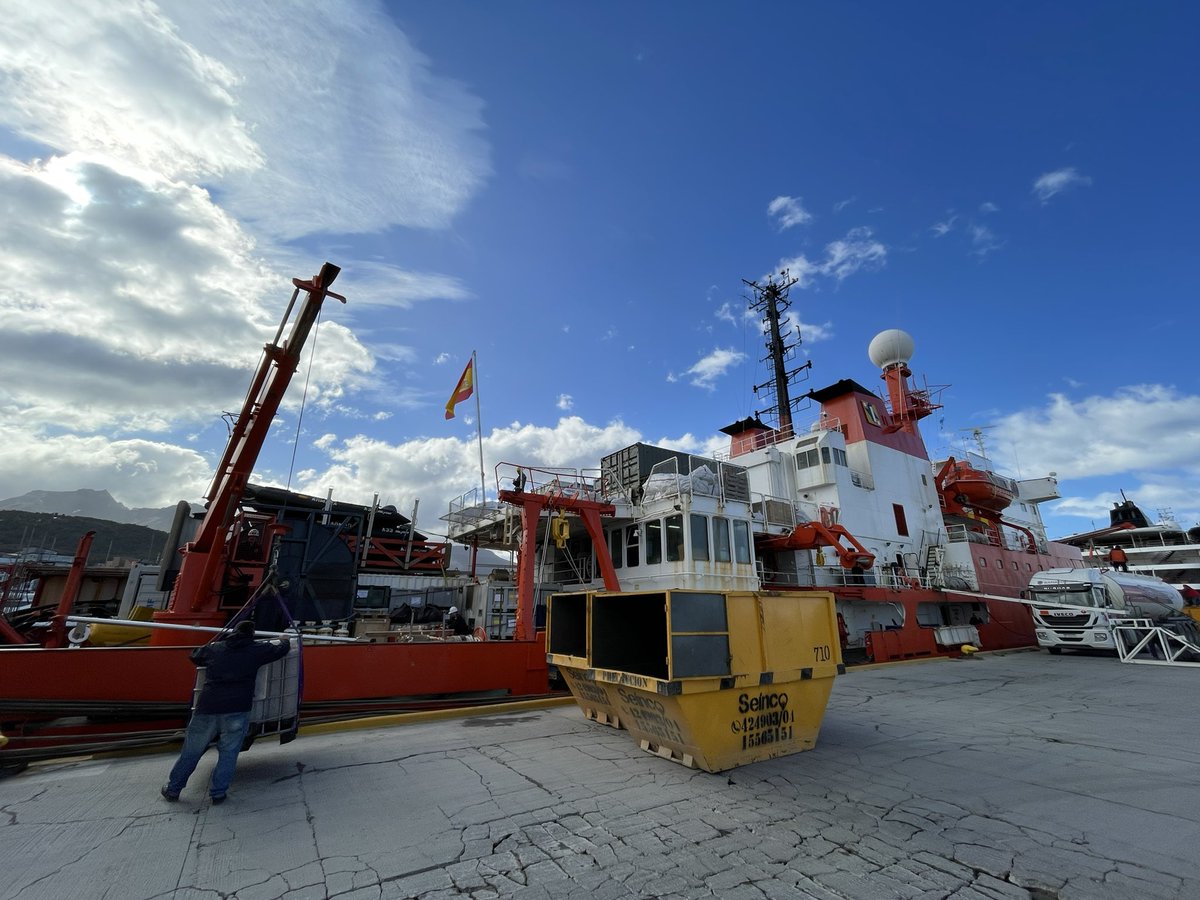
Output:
(293, 417), (645, 527)
(0, 3), (493, 511)
(767, 195), (813, 230)
(0, 2), (490, 241)
(0, 154), (373, 433)
(0, 428), (214, 508)
(683, 348), (746, 390)
(1032, 167), (1092, 204)
(991, 385), (1200, 527)
(557, 394), (574, 411)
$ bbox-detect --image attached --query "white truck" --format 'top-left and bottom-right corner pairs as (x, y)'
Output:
(1027, 568), (1199, 656)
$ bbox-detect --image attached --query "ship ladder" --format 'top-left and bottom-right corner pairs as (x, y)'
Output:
(923, 545), (946, 588)
(1112, 619), (1200, 667)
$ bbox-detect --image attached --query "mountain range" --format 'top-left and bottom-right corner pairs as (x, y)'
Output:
(0, 489), (178, 532)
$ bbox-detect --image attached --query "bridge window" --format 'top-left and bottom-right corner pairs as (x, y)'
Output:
(625, 526), (640, 568)
(610, 530), (622, 570)
(666, 514), (684, 562)
(690, 514), (710, 561)
(892, 504), (909, 537)
(733, 520), (751, 564)
(796, 449), (819, 469)
(713, 517), (732, 562)
(645, 519), (663, 565)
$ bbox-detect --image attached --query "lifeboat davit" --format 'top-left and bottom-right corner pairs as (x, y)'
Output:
(941, 459), (1017, 514)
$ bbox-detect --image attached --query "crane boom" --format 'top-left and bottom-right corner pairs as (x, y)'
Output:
(153, 263), (345, 635)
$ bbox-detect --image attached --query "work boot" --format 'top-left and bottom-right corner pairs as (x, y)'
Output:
(160, 786), (179, 802)
(211, 794), (226, 805)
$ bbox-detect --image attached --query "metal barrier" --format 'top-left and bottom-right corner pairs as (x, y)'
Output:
(1112, 618), (1200, 667)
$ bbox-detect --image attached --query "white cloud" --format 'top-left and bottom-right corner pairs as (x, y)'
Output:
(777, 225), (886, 289)
(0, 1), (491, 241)
(781, 311), (834, 344)
(991, 385), (1200, 527)
(0, 153), (374, 434)
(434, 353), (450, 365)
(293, 417), (644, 529)
(0, 3), (261, 180)
(931, 215), (957, 237)
(684, 348), (746, 390)
(1032, 167), (1092, 204)
(715, 302), (741, 326)
(0, 3), (493, 513)
(767, 195), (813, 230)
(995, 385), (1200, 478)
(969, 223), (1004, 257)
(0, 428), (213, 508)
(557, 394), (574, 411)
(979, 201), (999, 214)
(833, 197), (855, 214)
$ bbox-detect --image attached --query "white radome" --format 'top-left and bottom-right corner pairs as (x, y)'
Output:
(868, 329), (915, 370)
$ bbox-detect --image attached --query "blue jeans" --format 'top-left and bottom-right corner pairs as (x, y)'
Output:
(166, 711), (250, 798)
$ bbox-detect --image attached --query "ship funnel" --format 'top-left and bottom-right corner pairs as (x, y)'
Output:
(868, 329), (914, 370)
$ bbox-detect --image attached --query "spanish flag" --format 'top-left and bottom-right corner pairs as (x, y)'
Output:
(445, 358), (474, 419)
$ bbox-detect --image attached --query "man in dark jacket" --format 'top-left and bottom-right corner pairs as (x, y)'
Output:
(161, 620), (290, 804)
(446, 605), (472, 637)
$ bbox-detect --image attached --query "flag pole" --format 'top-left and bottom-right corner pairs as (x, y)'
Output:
(472, 350), (486, 508)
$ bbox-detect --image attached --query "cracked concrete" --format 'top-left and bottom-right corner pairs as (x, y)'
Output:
(2, 651), (1199, 899)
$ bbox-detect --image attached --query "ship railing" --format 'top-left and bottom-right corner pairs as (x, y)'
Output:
(811, 414), (842, 433)
(496, 463), (605, 503)
(637, 456), (752, 507)
(712, 416), (845, 462)
(762, 563), (927, 590)
(945, 523), (1001, 547)
(750, 494), (825, 532)
(444, 487), (507, 531)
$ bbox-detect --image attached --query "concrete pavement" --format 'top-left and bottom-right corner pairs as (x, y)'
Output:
(3, 649), (1199, 899)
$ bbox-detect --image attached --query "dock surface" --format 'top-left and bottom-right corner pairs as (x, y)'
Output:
(3, 650), (1199, 899)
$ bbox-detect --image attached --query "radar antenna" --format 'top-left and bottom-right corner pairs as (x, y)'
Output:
(742, 271), (812, 433)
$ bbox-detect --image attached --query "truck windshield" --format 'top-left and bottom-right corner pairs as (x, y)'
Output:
(1030, 588), (1095, 608)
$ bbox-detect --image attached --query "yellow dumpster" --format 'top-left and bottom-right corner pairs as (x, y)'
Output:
(547, 589), (842, 772)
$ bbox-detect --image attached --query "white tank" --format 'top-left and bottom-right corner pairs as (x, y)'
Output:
(1101, 570), (1184, 618)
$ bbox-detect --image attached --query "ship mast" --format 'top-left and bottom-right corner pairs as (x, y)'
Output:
(743, 272), (810, 434)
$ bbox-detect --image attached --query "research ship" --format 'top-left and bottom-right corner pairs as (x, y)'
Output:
(444, 275), (1083, 666)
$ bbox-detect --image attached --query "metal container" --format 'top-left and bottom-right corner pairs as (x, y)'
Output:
(548, 588), (842, 772)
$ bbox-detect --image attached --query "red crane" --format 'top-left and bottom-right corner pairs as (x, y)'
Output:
(152, 264), (345, 640)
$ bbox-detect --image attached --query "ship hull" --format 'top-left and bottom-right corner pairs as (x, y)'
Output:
(0, 637), (550, 762)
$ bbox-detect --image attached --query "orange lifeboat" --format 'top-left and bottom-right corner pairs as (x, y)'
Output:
(938, 458), (1017, 514)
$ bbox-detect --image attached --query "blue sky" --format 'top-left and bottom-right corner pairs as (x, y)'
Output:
(0, 1), (1196, 541)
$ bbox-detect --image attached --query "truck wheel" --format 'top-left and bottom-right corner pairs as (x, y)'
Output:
(1047, 647), (1062, 655)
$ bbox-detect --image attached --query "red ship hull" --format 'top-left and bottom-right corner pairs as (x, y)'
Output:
(0, 636), (550, 761)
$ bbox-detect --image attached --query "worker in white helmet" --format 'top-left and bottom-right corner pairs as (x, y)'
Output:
(446, 606), (471, 636)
